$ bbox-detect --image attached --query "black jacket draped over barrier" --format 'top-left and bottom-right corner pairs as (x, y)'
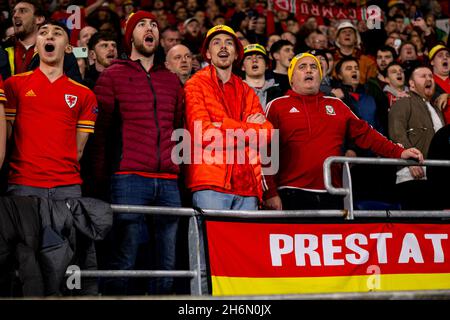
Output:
(0, 196), (112, 296)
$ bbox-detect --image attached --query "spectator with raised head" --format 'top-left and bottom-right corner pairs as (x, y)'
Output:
(94, 10), (184, 295)
(263, 52), (423, 211)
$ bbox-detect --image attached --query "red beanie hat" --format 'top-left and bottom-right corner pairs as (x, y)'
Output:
(124, 10), (157, 55)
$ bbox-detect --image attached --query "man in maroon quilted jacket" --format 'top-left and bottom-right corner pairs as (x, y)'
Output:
(93, 10), (184, 295)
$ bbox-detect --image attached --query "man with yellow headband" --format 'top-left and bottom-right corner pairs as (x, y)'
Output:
(263, 52), (424, 210)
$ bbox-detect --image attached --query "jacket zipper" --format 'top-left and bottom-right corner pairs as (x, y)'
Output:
(146, 72), (161, 171)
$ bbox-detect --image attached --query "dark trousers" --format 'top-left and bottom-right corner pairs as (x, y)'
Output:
(278, 188), (344, 210)
(103, 174), (181, 295)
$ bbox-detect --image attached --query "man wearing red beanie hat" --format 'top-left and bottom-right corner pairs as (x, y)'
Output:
(184, 25), (273, 293)
(94, 10), (184, 295)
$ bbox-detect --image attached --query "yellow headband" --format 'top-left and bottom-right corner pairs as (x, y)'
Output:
(288, 52), (323, 84)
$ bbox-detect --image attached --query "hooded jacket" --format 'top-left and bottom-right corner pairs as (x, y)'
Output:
(244, 78), (283, 112)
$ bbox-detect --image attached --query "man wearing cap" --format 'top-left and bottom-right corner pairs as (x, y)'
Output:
(241, 43), (282, 111)
(263, 53), (423, 210)
(94, 11), (184, 295)
(181, 17), (203, 55)
(184, 25), (273, 292)
(333, 21), (377, 84)
(185, 25), (272, 210)
(429, 44), (450, 123)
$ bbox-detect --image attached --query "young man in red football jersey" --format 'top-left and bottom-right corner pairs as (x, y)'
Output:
(4, 21), (98, 200)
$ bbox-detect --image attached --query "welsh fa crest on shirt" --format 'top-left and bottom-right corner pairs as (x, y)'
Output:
(325, 105), (336, 116)
(65, 94), (78, 109)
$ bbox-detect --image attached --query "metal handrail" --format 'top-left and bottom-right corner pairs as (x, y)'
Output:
(323, 156), (450, 219)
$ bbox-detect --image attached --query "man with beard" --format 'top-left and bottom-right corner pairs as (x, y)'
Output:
(389, 66), (445, 209)
(85, 31), (118, 87)
(366, 46), (397, 134)
(94, 11), (184, 295)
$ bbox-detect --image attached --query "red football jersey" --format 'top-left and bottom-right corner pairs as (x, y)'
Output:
(4, 68), (98, 188)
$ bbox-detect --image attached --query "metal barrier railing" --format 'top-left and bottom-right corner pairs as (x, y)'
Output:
(323, 156), (450, 219)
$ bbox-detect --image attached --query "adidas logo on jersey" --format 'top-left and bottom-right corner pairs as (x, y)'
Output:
(25, 89), (36, 97)
(289, 107), (300, 113)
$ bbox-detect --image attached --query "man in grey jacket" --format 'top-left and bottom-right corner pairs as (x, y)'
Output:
(389, 66), (445, 209)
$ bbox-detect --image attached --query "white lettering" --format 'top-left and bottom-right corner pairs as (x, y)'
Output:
(424, 234), (448, 263)
(294, 234), (321, 266)
(346, 233), (369, 265)
(323, 234), (344, 266)
(370, 233), (392, 264)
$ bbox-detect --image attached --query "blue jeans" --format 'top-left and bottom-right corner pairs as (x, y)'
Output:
(192, 190), (258, 294)
(104, 174), (181, 295)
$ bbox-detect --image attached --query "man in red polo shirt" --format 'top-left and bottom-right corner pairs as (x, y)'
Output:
(4, 21), (98, 200)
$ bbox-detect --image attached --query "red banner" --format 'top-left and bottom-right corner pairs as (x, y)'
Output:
(269, 0), (369, 22)
(206, 221), (450, 295)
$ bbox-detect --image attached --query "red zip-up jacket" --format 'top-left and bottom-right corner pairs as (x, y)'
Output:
(263, 90), (404, 199)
